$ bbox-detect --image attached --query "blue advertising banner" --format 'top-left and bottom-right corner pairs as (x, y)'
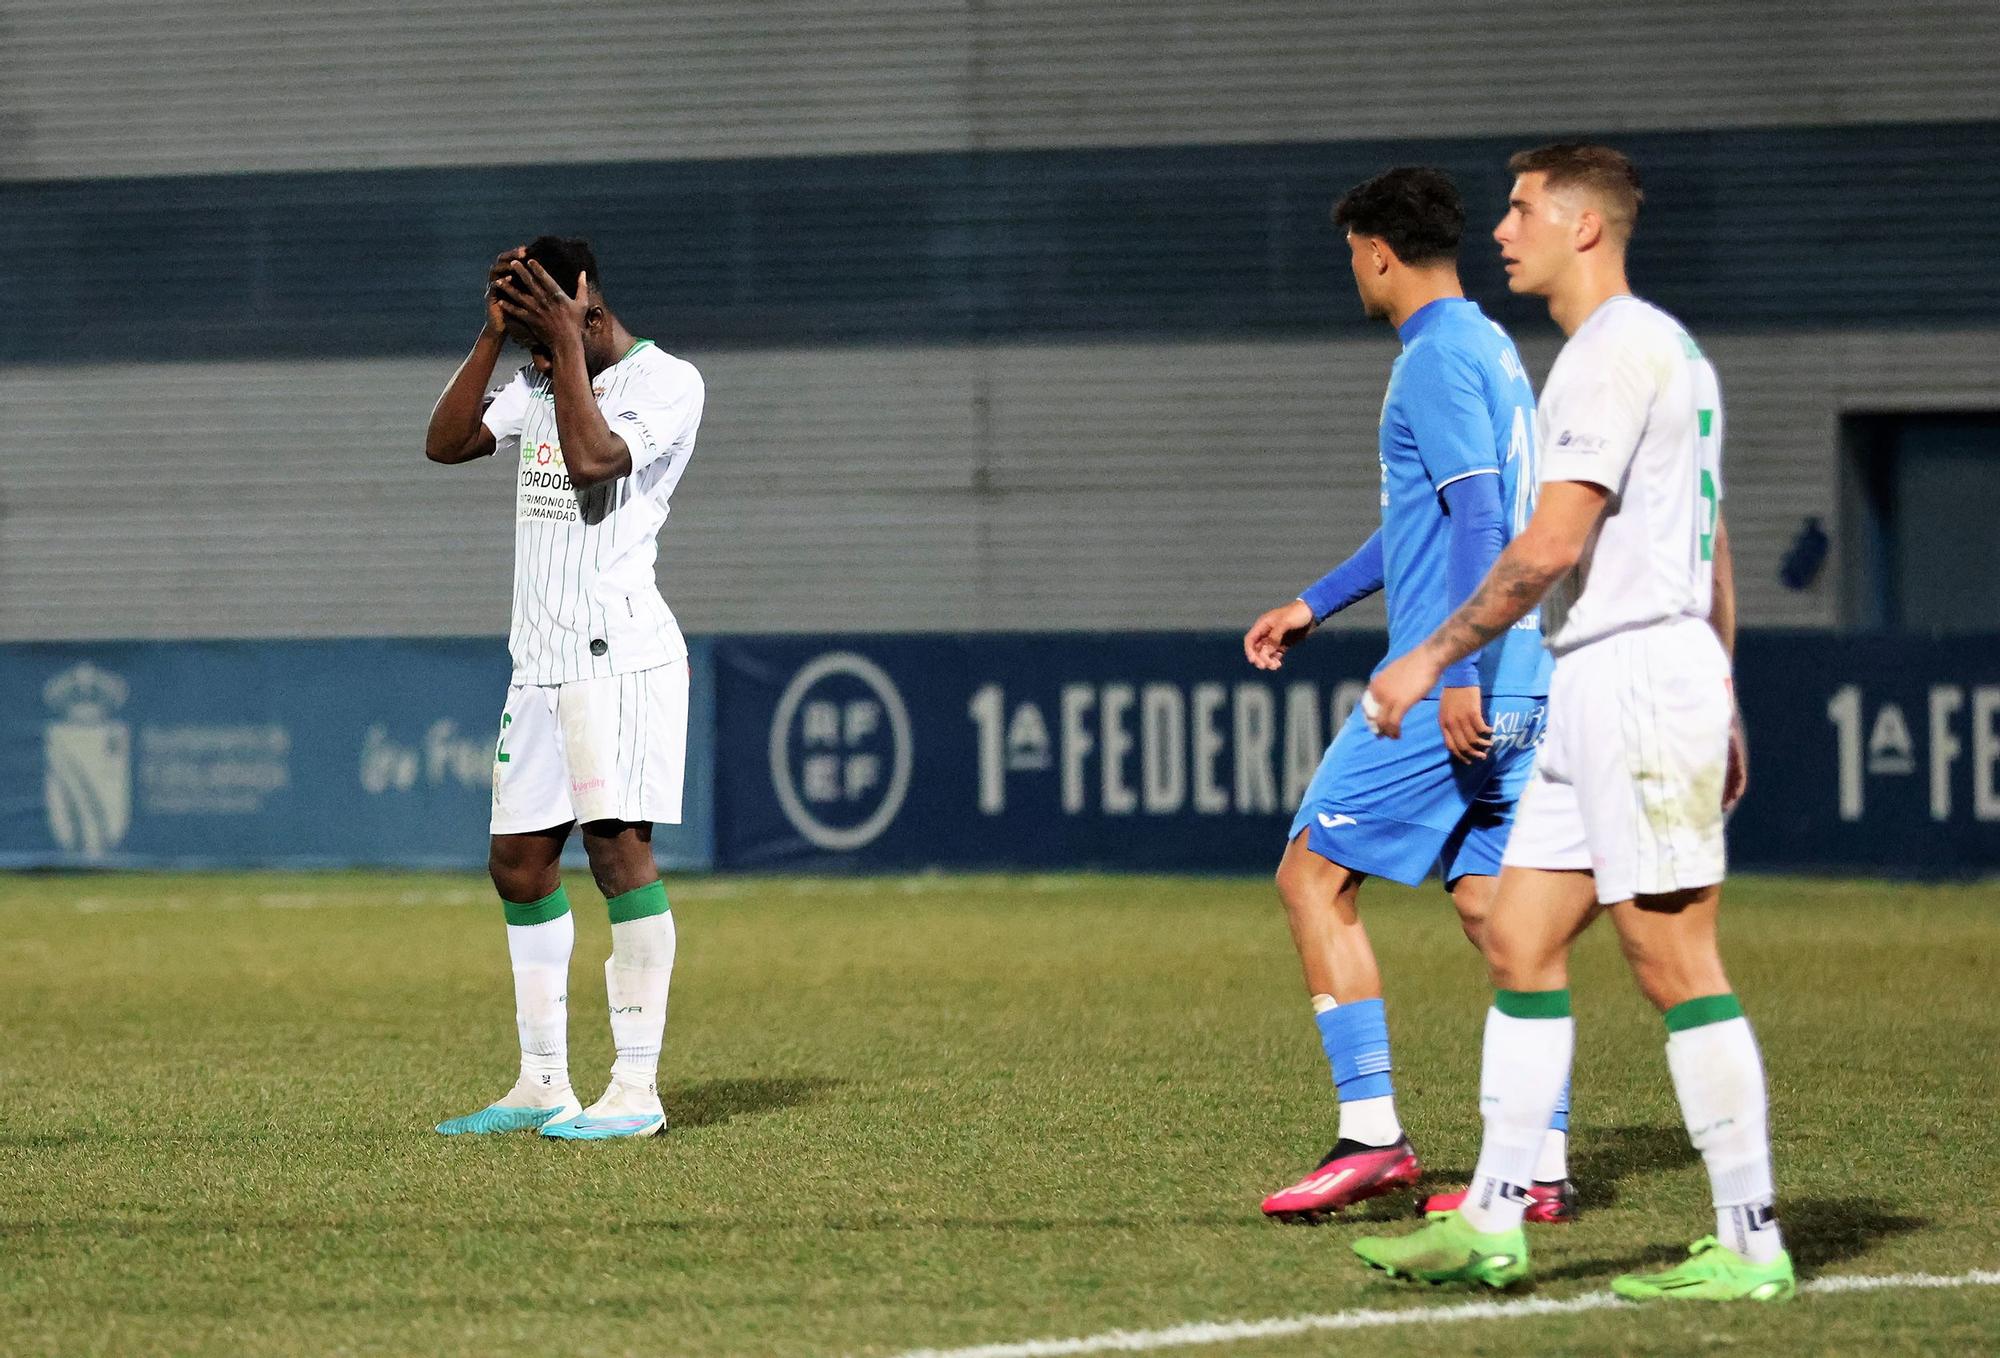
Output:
(718, 633), (1411, 874)
(1, 640), (715, 871)
(1731, 632), (2000, 873)
(713, 632), (2000, 878)
(5, 632), (1994, 877)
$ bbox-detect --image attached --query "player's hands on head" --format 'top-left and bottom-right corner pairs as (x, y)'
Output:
(493, 258), (594, 351)
(1438, 686), (1493, 762)
(484, 246), (527, 337)
(1363, 649), (1439, 740)
(1244, 600), (1315, 671)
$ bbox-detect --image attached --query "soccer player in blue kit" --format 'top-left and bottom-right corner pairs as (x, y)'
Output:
(1244, 167), (1571, 1222)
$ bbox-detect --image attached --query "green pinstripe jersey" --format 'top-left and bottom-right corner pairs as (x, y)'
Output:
(481, 341), (704, 685)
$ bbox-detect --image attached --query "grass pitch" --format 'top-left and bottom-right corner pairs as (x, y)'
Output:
(1, 871), (1996, 1356)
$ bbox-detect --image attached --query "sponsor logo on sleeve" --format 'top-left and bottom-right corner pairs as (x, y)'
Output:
(618, 411), (657, 455)
(1554, 430), (1607, 454)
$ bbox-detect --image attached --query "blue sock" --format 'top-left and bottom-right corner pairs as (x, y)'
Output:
(1316, 998), (1394, 1104)
(1551, 1076), (1571, 1133)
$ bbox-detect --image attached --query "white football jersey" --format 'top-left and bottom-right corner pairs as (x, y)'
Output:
(482, 341), (703, 685)
(1535, 296), (1722, 656)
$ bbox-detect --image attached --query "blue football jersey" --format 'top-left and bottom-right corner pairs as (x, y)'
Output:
(1375, 297), (1551, 699)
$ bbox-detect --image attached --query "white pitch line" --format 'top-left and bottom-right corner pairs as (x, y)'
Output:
(68, 890), (473, 915)
(886, 1270), (2000, 1358)
(1804, 1269), (2000, 1294)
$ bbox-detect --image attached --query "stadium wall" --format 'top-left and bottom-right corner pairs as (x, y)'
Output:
(6, 635), (1997, 876)
(5, 328), (1998, 643)
(5, 1), (1997, 179)
(2, 4), (1996, 646)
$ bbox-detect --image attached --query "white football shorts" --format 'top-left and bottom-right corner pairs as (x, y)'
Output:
(1502, 615), (1731, 904)
(490, 661), (688, 834)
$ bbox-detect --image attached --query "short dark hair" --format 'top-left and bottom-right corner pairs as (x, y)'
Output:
(1506, 143), (1644, 242)
(523, 235), (601, 298)
(1332, 167), (1464, 267)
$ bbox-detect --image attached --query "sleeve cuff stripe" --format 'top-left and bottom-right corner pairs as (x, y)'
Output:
(1433, 468), (1501, 491)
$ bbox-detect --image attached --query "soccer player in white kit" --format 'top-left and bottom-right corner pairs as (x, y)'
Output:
(1349, 146), (1793, 1302)
(423, 237), (703, 1140)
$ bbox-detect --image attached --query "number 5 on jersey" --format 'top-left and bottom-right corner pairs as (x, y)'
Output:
(1697, 407), (1719, 561)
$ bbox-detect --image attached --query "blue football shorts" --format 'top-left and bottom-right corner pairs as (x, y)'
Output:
(1287, 694), (1548, 888)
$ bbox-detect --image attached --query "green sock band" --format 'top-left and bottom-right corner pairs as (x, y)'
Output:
(1494, 988), (1572, 1019)
(606, 879), (670, 924)
(502, 884), (571, 928)
(1664, 993), (1744, 1032)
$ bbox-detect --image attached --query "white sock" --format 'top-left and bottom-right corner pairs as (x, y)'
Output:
(606, 911), (676, 1089)
(1667, 1012), (1784, 1264)
(1337, 1095), (1402, 1148)
(1311, 993), (1404, 1147)
(1461, 1001), (1573, 1234)
(1534, 1128), (1568, 1183)
(505, 911), (574, 1094)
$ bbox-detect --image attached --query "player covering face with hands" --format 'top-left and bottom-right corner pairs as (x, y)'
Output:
(423, 236), (706, 1140)
(1243, 166), (1573, 1225)
(1349, 146), (1789, 1304)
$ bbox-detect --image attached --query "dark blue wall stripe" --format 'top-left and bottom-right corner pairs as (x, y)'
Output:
(7, 121), (1996, 364)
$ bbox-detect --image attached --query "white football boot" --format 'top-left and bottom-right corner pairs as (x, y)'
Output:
(436, 1075), (582, 1135)
(539, 1077), (667, 1140)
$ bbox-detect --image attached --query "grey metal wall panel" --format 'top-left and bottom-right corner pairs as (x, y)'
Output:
(967, 1), (2000, 151)
(7, 330), (1992, 642)
(4, 1), (1996, 180)
(0, 360), (517, 639)
(0, 0), (974, 180)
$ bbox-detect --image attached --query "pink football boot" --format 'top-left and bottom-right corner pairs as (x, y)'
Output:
(1261, 1137), (1422, 1223)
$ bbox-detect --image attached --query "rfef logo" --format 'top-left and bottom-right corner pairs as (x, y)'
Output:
(768, 652), (913, 851)
(43, 661), (132, 860)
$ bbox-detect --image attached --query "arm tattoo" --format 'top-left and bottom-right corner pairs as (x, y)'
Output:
(1425, 549), (1565, 667)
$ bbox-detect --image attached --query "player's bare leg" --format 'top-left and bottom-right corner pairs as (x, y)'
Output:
(542, 821), (675, 1140)
(1276, 832), (1380, 1002)
(1354, 866), (1596, 1284)
(437, 825), (583, 1134)
(1262, 833), (1421, 1221)
(1607, 885), (1794, 1300)
(1447, 872), (1493, 948)
(1480, 866), (1602, 991)
(1608, 885), (1730, 1010)
(1418, 870), (1580, 1221)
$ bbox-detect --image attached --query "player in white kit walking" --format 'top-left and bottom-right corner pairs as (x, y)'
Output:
(423, 236), (703, 1140)
(1348, 146), (1794, 1301)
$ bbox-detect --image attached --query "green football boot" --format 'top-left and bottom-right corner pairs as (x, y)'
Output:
(1352, 1209), (1531, 1289)
(1612, 1236), (1796, 1302)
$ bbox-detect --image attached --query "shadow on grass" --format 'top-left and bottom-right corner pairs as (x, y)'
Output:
(663, 1075), (843, 1130)
(1571, 1123), (1699, 1212)
(1537, 1195), (1928, 1286)
(1414, 1123), (1697, 1219)
(1784, 1195), (1929, 1277)
(0, 1131), (89, 1149)
(821, 1212), (1260, 1233)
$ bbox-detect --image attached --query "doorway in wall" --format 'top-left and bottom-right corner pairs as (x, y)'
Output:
(1841, 413), (2000, 634)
